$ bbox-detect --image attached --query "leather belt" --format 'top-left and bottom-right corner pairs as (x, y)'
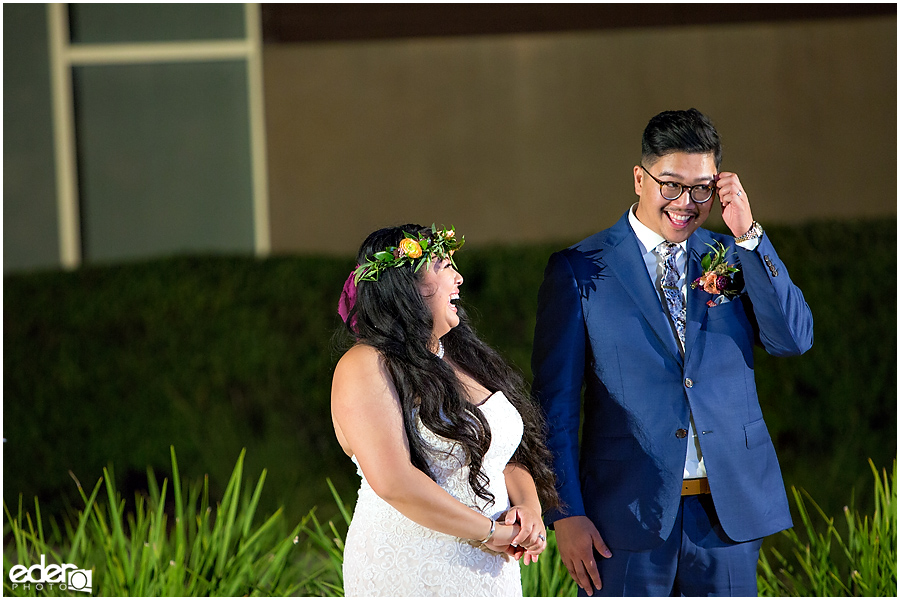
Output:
(682, 477), (710, 496)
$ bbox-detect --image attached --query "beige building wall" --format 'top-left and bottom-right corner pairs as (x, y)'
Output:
(263, 15), (896, 255)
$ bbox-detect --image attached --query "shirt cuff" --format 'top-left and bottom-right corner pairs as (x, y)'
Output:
(736, 237), (760, 251)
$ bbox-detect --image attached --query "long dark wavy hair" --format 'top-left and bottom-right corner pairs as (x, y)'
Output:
(339, 224), (559, 512)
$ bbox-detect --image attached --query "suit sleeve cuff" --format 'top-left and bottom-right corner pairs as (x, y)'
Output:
(544, 505), (585, 528)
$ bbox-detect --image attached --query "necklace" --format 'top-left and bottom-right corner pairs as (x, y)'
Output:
(435, 340), (445, 359)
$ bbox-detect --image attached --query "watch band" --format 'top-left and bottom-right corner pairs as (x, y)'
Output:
(735, 221), (763, 244)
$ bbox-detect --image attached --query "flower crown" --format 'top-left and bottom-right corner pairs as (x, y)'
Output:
(352, 224), (465, 284)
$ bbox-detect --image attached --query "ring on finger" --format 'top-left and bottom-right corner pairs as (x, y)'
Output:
(737, 190), (742, 197)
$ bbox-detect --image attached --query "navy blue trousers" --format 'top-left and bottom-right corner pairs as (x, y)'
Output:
(585, 495), (763, 597)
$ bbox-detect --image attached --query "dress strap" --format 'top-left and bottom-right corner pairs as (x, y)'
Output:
(473, 391), (500, 407)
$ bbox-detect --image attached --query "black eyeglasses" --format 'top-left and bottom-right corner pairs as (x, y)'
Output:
(640, 165), (717, 204)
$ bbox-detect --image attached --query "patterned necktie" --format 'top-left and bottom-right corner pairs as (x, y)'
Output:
(657, 242), (685, 346)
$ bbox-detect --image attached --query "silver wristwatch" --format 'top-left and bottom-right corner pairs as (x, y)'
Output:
(735, 221), (763, 244)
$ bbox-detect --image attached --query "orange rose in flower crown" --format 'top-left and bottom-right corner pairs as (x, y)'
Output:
(398, 237), (423, 259)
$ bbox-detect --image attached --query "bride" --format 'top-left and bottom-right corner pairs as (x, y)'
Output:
(331, 224), (559, 596)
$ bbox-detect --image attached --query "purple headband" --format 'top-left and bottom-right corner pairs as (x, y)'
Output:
(337, 268), (358, 331)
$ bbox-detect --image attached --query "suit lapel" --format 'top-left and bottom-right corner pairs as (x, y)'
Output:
(604, 214), (683, 364)
(684, 230), (714, 364)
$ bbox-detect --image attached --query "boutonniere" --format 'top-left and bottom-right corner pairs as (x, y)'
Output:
(691, 241), (740, 307)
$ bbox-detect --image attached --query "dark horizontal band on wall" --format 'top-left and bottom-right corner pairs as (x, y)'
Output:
(261, 3), (896, 44)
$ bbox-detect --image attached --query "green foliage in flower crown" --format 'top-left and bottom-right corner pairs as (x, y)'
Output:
(353, 224), (465, 284)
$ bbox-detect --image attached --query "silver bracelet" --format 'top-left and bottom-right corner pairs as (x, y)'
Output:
(478, 518), (496, 544)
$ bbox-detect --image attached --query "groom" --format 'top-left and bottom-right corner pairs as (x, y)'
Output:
(532, 109), (813, 596)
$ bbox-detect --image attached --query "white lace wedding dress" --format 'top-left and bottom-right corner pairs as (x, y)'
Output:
(342, 391), (524, 597)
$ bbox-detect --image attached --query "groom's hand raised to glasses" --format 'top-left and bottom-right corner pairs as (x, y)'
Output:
(554, 515), (612, 596)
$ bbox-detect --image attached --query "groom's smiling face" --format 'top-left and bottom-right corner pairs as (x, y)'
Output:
(633, 152), (716, 243)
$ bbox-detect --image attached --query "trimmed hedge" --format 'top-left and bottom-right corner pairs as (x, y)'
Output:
(3, 219), (896, 527)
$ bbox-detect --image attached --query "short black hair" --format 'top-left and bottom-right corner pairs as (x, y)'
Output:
(641, 108), (722, 169)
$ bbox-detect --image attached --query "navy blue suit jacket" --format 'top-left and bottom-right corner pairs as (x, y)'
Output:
(532, 211), (813, 550)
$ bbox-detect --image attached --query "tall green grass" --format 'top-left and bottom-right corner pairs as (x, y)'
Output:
(4, 451), (894, 596)
(758, 459), (896, 596)
(3, 447), (311, 596)
(297, 479), (350, 596)
(519, 531), (579, 596)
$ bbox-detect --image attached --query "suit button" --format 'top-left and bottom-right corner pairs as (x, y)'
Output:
(684, 378), (694, 388)
(676, 428), (688, 439)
